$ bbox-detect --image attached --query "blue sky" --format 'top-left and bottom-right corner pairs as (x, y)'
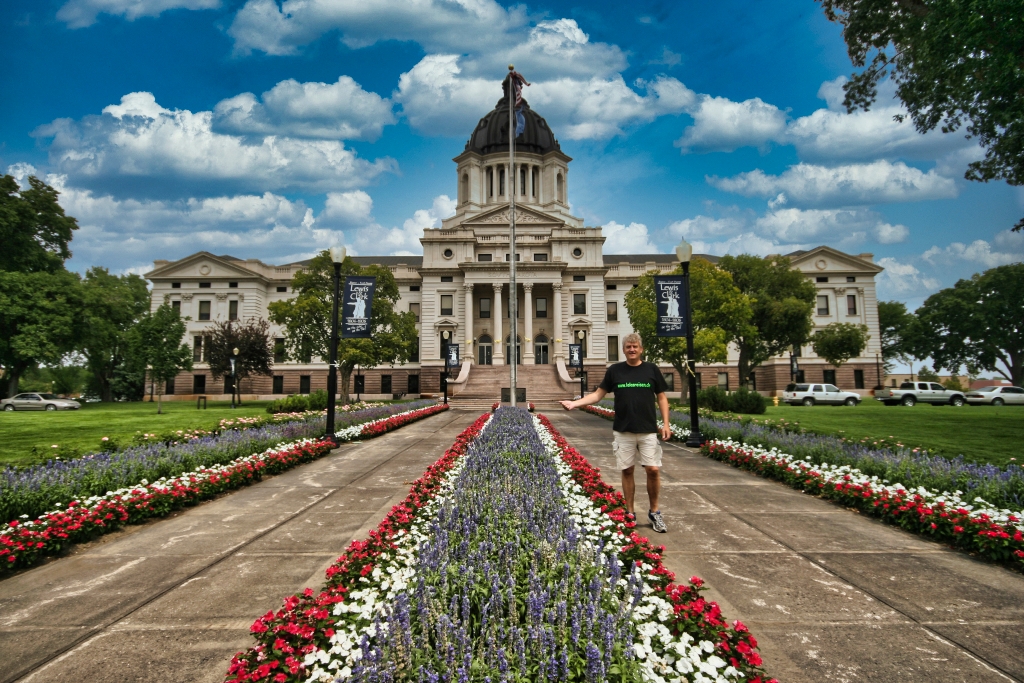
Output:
(2, 0), (1022, 309)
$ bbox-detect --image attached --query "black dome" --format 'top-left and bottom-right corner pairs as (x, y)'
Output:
(464, 83), (561, 155)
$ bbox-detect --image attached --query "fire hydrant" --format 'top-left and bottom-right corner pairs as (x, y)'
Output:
(772, 395), (779, 407)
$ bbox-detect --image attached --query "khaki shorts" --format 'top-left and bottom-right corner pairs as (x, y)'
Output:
(612, 431), (663, 470)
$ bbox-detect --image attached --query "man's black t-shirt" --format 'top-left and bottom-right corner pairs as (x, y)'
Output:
(599, 361), (668, 434)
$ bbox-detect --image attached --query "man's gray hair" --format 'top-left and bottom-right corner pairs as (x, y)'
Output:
(622, 332), (643, 349)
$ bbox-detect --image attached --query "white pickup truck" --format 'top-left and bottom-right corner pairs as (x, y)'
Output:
(875, 381), (967, 407)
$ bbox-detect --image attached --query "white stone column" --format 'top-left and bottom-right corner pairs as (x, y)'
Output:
(463, 283), (474, 363)
(523, 283), (534, 363)
(492, 283), (504, 365)
(553, 282), (563, 360)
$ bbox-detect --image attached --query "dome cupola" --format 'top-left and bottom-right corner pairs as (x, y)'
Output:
(464, 80), (561, 155)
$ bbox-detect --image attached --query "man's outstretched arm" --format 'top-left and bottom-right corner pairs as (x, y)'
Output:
(561, 387), (607, 411)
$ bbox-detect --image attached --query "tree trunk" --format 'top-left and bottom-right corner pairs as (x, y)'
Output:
(157, 390), (163, 415)
(339, 364), (353, 406)
(672, 362), (689, 405)
(99, 375), (113, 403)
(737, 344), (751, 390)
(6, 370), (21, 398)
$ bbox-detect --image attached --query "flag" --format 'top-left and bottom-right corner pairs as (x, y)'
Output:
(508, 70), (530, 136)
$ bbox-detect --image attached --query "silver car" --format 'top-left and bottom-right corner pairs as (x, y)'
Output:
(1, 393), (81, 411)
(782, 383), (862, 406)
(964, 386), (1024, 406)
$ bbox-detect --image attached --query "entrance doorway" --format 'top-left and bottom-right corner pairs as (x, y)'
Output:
(534, 334), (549, 364)
(478, 335), (493, 365)
(504, 335), (523, 365)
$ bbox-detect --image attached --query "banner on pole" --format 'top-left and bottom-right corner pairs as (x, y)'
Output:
(654, 275), (689, 337)
(447, 343), (460, 368)
(568, 344), (582, 368)
(341, 276), (376, 338)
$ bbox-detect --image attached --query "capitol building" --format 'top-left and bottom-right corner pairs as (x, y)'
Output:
(147, 91), (884, 402)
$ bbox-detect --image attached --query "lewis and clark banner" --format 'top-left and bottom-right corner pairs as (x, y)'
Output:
(654, 275), (690, 337)
(341, 276), (376, 339)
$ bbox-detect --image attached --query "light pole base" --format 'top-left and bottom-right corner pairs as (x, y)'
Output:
(685, 431), (707, 448)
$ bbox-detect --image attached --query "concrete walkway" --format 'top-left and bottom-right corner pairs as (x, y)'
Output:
(546, 410), (1024, 683)
(0, 409), (475, 683)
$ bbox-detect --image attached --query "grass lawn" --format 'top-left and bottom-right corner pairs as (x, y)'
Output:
(0, 400), (275, 468)
(753, 399), (1023, 467)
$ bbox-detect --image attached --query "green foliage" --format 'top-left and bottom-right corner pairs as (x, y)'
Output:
(917, 365), (940, 382)
(942, 376), (966, 392)
(624, 259), (753, 399)
(269, 251), (417, 403)
(266, 394), (313, 414)
(915, 263), (1024, 387)
(131, 303), (193, 413)
(79, 267), (151, 402)
(717, 254), (816, 387)
(818, 0), (1024, 232)
(0, 174), (79, 273)
(205, 318), (275, 404)
(696, 386), (730, 412)
(727, 387), (768, 414)
(877, 300), (918, 371)
(307, 389), (329, 411)
(811, 322), (870, 368)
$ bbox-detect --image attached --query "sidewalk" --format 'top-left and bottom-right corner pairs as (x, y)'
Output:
(0, 409), (476, 683)
(545, 410), (1024, 683)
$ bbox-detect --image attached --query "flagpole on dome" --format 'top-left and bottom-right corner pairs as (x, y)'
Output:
(507, 64), (518, 407)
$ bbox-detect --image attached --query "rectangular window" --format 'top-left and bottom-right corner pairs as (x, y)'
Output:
(409, 302), (420, 322)
(277, 286), (288, 292)
(299, 336), (312, 364)
(273, 338), (286, 363)
(203, 335), (212, 362)
(663, 373), (675, 391)
(198, 300), (211, 320)
(519, 167), (526, 195)
(199, 282), (211, 288)
(407, 374), (419, 394)
(478, 253), (492, 262)
(193, 374), (206, 394)
(228, 300), (238, 320)
(823, 369), (837, 385)
(817, 295), (830, 315)
(499, 168), (505, 195)
(381, 375), (392, 395)
(224, 376), (234, 394)
(441, 276), (454, 282)
(854, 369), (865, 389)
(165, 378), (175, 395)
(440, 295), (453, 316)
(606, 284), (617, 290)
(536, 297), (547, 318)
(410, 340), (419, 362)
(229, 281), (238, 288)
(847, 276), (856, 282)
(171, 282), (181, 289)
(847, 294), (857, 315)
(193, 336), (203, 362)
(749, 372), (756, 391)
(717, 372), (729, 391)
(606, 301), (617, 321)
(272, 375), (284, 394)
(354, 375), (365, 393)
(573, 275), (585, 282)
(299, 375), (311, 394)
(504, 253), (520, 261)
(573, 293), (586, 314)
(410, 285), (420, 291)
(608, 336), (618, 362)
(171, 300), (181, 314)
(479, 297), (491, 319)
(816, 276), (828, 283)
(533, 253), (548, 261)
(695, 373), (702, 390)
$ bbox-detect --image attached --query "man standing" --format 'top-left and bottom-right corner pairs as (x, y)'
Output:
(560, 333), (671, 533)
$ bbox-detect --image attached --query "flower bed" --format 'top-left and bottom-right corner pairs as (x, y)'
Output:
(0, 438), (333, 572)
(490, 401), (536, 412)
(227, 409), (774, 683)
(334, 402), (448, 442)
(581, 405), (1024, 570)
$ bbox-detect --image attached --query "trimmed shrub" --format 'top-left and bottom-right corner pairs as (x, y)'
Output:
(307, 389), (329, 411)
(727, 387), (768, 414)
(697, 387), (730, 412)
(266, 394), (311, 414)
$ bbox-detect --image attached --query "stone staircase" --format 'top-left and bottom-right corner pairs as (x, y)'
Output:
(449, 364), (576, 411)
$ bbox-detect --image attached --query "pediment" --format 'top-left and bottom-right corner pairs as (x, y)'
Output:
(146, 251), (266, 280)
(787, 246), (883, 274)
(463, 205), (562, 227)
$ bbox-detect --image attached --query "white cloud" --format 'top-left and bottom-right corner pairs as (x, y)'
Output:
(650, 47), (682, 67)
(57, 0), (219, 28)
(394, 55), (693, 139)
(689, 232), (811, 258)
(6, 162), (38, 187)
(213, 76), (394, 141)
(601, 221), (658, 254)
(665, 215), (746, 240)
(754, 207), (908, 245)
(922, 238), (1023, 269)
(321, 190), (374, 226)
(876, 257), (941, 298)
(350, 194), (456, 255)
(709, 161), (957, 207)
(35, 92), (395, 198)
(675, 95), (787, 153)
(873, 222), (910, 244)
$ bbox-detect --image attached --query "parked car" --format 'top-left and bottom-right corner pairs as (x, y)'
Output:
(783, 383), (862, 406)
(964, 385), (1024, 406)
(874, 382), (966, 407)
(0, 393), (81, 411)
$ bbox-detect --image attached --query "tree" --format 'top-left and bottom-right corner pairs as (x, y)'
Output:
(717, 254), (816, 388)
(269, 251), (418, 404)
(0, 174), (79, 273)
(811, 322), (870, 370)
(79, 267), (151, 402)
(914, 263), (1024, 387)
(132, 303), (192, 414)
(877, 300), (919, 373)
(0, 270), (84, 397)
(818, 0), (1024, 232)
(206, 318), (274, 405)
(624, 259), (754, 402)
(917, 364), (940, 382)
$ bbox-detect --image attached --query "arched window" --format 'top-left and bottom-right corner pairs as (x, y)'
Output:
(556, 172), (565, 203)
(461, 173), (469, 205)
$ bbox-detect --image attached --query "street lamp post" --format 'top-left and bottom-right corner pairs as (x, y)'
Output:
(676, 239), (705, 447)
(230, 347), (239, 409)
(442, 330), (450, 405)
(327, 246), (346, 439)
(577, 330), (586, 398)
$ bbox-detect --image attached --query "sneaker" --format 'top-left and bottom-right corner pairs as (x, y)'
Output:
(648, 510), (667, 533)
